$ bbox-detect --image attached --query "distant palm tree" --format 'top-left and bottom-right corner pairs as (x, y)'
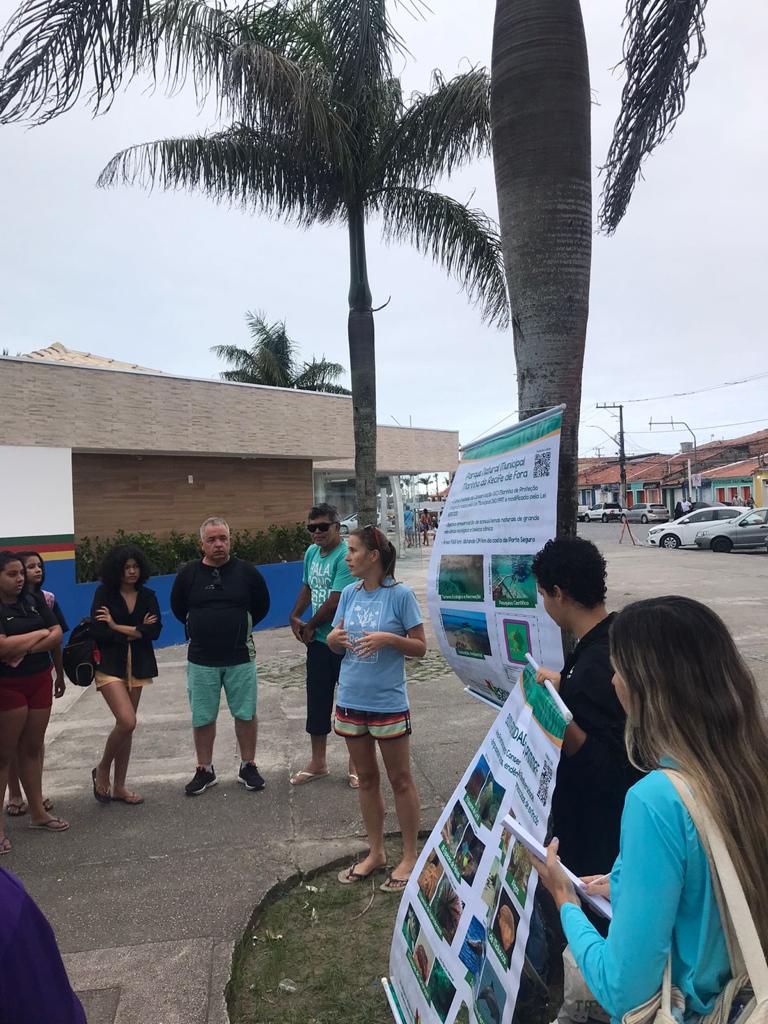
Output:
(212, 310), (350, 394)
(0, 0), (508, 527)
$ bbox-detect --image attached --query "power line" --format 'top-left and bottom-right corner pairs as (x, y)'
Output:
(613, 369), (768, 405)
(626, 416), (766, 435)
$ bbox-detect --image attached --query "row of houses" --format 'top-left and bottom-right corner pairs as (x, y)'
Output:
(578, 428), (768, 510)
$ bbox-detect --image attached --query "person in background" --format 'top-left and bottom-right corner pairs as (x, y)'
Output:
(289, 503), (358, 788)
(171, 517), (270, 797)
(403, 506), (415, 548)
(0, 551), (68, 855)
(5, 550), (68, 818)
(534, 596), (768, 1023)
(0, 866), (86, 1022)
(89, 544), (162, 805)
(329, 526), (426, 893)
(418, 509), (430, 547)
(674, 500), (684, 520)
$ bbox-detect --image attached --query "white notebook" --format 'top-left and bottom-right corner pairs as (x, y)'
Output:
(502, 814), (613, 920)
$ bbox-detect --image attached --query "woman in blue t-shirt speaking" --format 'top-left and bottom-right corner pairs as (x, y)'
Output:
(328, 525), (426, 893)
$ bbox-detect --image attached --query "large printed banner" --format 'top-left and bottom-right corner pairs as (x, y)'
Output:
(428, 407), (564, 707)
(386, 668), (568, 1024)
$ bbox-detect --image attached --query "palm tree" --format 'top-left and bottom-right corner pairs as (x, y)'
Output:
(213, 310), (350, 394)
(490, 0), (709, 535)
(0, 0), (509, 527)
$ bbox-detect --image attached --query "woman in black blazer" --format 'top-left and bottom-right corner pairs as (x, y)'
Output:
(89, 544), (162, 805)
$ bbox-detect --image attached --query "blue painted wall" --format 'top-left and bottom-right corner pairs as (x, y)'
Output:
(41, 559), (304, 646)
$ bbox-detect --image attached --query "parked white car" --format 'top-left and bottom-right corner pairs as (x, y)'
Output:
(577, 504), (590, 522)
(585, 502), (623, 523)
(647, 506), (748, 549)
(339, 511), (381, 535)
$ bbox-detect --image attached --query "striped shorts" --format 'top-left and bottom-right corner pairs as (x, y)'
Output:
(333, 705), (412, 740)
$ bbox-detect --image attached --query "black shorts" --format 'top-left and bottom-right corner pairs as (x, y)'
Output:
(306, 641), (344, 736)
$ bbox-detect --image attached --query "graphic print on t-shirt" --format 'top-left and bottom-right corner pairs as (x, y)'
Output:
(345, 594), (383, 664)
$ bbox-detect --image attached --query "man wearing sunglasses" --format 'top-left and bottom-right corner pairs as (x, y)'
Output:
(171, 516), (270, 797)
(289, 504), (357, 787)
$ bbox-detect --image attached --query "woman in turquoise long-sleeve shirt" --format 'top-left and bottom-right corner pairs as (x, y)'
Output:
(534, 596), (768, 1024)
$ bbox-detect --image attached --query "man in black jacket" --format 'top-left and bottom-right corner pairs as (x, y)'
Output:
(171, 517), (270, 796)
(532, 538), (641, 885)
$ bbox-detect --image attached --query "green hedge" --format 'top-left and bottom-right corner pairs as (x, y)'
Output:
(75, 525), (309, 583)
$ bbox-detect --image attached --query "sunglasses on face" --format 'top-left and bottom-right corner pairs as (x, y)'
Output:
(307, 523), (333, 533)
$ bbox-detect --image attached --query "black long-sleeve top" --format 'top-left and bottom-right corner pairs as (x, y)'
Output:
(89, 585), (162, 679)
(170, 558), (270, 667)
(551, 614), (642, 880)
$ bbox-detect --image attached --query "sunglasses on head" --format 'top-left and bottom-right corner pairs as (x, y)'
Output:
(307, 522), (333, 533)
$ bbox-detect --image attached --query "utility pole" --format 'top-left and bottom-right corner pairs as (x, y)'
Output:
(597, 403), (626, 506)
(649, 418), (699, 500)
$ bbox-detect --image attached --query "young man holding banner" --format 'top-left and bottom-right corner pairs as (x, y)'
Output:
(532, 537), (640, 885)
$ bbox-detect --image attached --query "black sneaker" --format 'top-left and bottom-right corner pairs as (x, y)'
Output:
(238, 762), (265, 792)
(185, 766), (217, 796)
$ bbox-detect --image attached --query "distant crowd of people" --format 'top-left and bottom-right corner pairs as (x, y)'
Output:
(404, 506), (439, 547)
(0, 508), (766, 1024)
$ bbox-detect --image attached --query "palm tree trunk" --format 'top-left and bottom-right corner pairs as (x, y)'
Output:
(347, 203), (377, 527)
(491, 0), (592, 538)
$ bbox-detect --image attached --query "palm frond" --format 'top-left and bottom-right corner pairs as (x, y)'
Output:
(97, 124), (345, 226)
(381, 69), (491, 188)
(210, 343), (259, 373)
(293, 357), (350, 393)
(322, 0), (399, 108)
(599, 0), (709, 233)
(0, 0), (240, 124)
(376, 186), (510, 329)
(244, 309), (296, 388)
(225, 40), (355, 172)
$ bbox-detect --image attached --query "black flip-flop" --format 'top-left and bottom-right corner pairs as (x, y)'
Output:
(380, 873), (409, 893)
(337, 863), (387, 884)
(91, 768), (111, 804)
(111, 793), (144, 805)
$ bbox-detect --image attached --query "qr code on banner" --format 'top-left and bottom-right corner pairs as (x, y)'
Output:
(537, 756), (554, 806)
(533, 450), (552, 478)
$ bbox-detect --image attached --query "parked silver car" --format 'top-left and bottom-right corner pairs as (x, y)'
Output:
(621, 502), (670, 525)
(693, 507), (768, 553)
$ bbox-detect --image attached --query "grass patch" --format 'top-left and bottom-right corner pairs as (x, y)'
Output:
(227, 837), (561, 1024)
(228, 842), (406, 1024)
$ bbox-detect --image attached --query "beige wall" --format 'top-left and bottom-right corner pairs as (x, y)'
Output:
(72, 453), (313, 540)
(1, 357), (459, 472)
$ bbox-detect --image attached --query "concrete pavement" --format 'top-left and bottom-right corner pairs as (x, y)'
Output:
(4, 539), (766, 1022)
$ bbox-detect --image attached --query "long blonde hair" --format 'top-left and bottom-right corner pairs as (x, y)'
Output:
(610, 596), (768, 953)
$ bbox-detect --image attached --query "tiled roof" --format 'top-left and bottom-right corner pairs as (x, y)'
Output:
(578, 429), (768, 487)
(699, 456), (767, 481)
(22, 342), (163, 374)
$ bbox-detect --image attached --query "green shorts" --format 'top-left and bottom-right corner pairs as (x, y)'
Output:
(187, 662), (257, 728)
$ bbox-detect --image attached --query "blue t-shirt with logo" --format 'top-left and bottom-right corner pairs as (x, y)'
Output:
(333, 580), (423, 712)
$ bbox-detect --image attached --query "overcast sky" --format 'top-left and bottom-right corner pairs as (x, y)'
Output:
(1, 0), (765, 458)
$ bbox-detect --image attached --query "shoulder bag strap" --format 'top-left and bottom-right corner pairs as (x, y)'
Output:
(664, 770), (768, 1002)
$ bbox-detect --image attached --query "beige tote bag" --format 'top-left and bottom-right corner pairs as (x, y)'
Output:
(621, 770), (768, 1024)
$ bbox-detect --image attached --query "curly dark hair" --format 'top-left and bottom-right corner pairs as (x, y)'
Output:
(98, 544), (153, 590)
(531, 537), (607, 609)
